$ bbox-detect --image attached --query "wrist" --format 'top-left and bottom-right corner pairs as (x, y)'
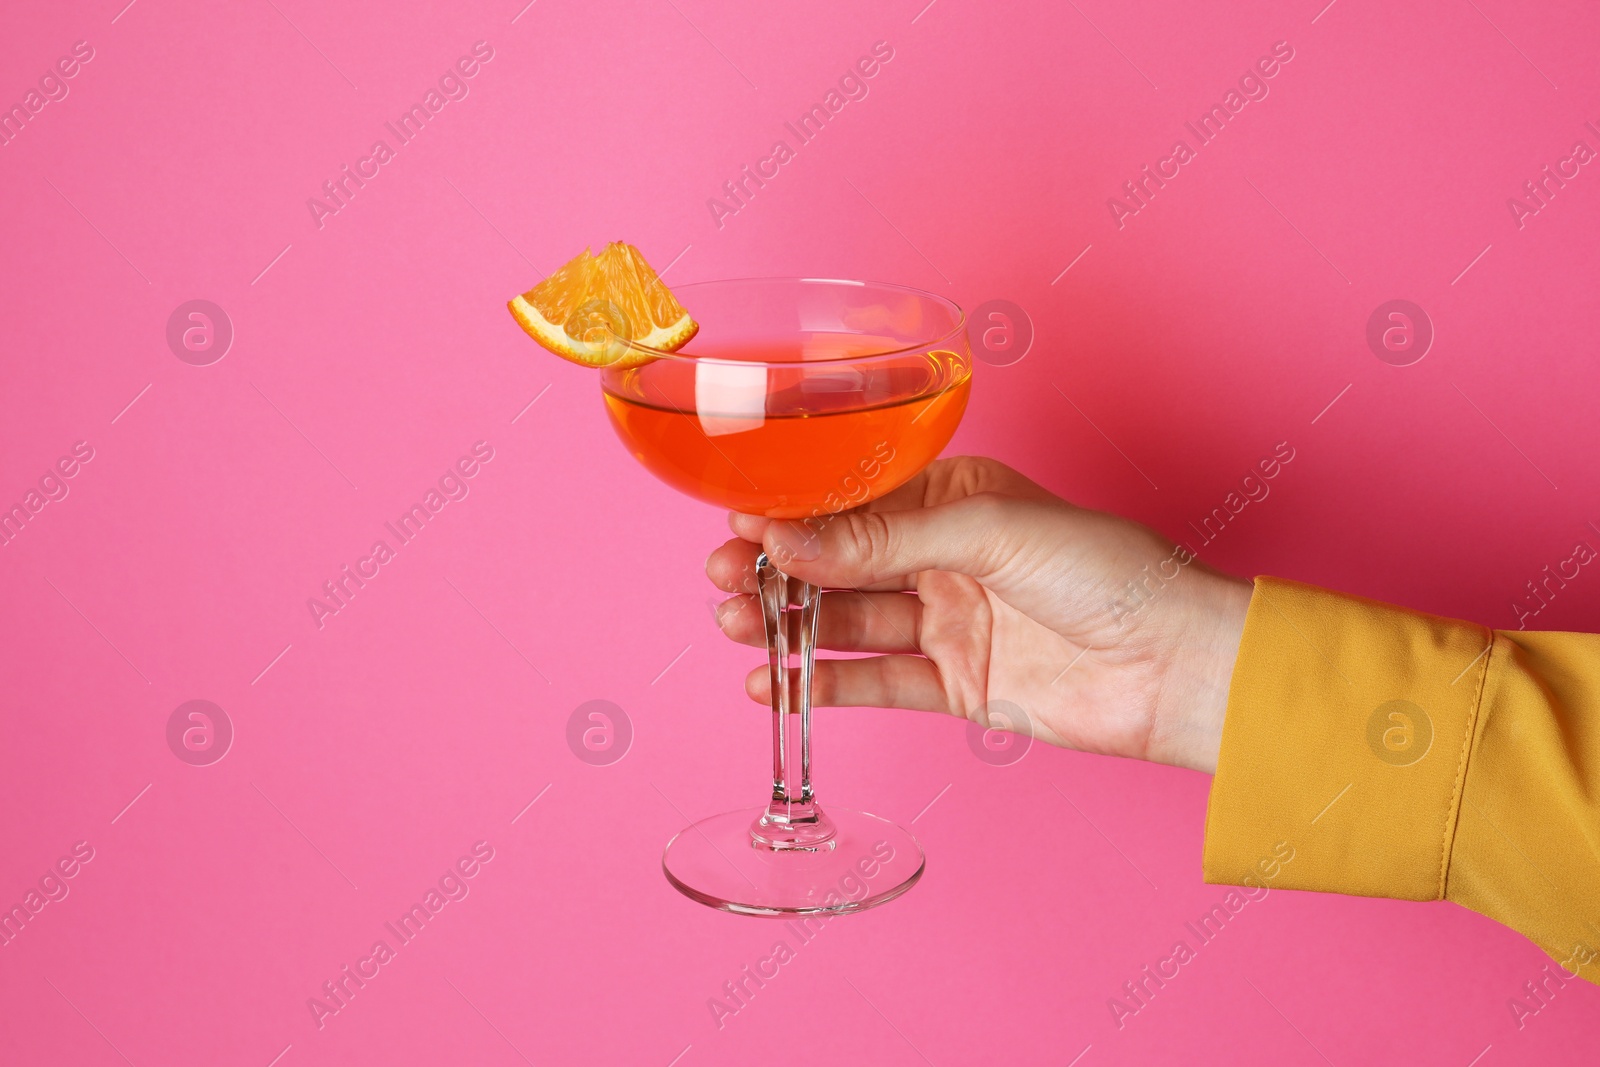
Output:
(1150, 569), (1252, 773)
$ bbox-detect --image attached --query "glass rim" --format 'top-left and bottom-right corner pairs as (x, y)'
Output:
(614, 276), (967, 365)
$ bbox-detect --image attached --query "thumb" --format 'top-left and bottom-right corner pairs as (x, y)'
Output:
(763, 492), (1040, 590)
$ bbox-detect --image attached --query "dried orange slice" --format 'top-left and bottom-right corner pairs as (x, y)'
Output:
(508, 242), (697, 367)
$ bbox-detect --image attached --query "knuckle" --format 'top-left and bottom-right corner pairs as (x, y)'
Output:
(840, 511), (894, 572)
(942, 455), (1014, 496)
(846, 593), (874, 648)
(811, 662), (835, 706)
(946, 455), (991, 494)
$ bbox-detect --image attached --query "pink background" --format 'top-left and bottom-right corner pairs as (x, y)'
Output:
(3, 0), (1598, 1064)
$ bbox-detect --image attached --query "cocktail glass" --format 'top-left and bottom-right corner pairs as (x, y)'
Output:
(600, 278), (971, 915)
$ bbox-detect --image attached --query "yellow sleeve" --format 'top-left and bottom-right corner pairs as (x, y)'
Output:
(1203, 576), (1600, 984)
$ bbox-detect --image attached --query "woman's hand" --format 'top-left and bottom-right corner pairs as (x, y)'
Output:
(705, 456), (1252, 773)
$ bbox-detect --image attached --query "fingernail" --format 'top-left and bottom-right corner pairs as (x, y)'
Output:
(768, 520), (820, 562)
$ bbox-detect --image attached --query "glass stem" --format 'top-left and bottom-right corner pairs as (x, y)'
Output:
(752, 552), (835, 850)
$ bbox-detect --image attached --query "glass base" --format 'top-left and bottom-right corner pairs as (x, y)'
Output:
(662, 806), (925, 917)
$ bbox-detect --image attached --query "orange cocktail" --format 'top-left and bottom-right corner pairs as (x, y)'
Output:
(602, 338), (970, 518)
